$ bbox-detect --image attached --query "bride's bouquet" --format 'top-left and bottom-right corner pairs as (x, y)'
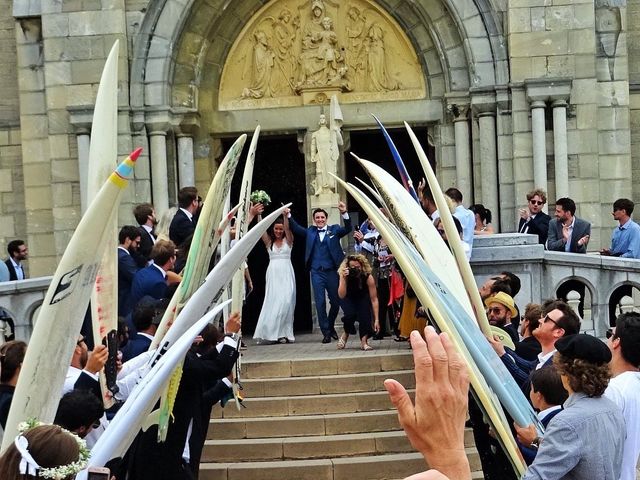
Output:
(250, 189), (271, 206)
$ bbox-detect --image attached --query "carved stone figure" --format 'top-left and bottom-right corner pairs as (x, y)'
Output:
(310, 112), (342, 195)
(273, 8), (298, 93)
(346, 5), (366, 86)
(365, 23), (398, 91)
(242, 30), (276, 99)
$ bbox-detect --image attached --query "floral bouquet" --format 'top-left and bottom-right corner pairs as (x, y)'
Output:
(250, 189), (271, 206)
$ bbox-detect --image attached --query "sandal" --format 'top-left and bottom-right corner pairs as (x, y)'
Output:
(361, 344), (374, 351)
(337, 335), (347, 350)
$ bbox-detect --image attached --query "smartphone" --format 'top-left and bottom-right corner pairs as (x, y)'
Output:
(87, 466), (110, 480)
(354, 225), (360, 232)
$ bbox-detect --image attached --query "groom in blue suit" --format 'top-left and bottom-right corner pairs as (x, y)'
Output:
(289, 201), (352, 343)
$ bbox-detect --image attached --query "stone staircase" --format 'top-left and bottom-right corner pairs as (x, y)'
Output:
(200, 347), (482, 480)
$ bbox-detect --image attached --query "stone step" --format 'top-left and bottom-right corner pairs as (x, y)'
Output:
(212, 390), (415, 419)
(203, 429), (478, 462)
(200, 450), (481, 480)
(240, 352), (414, 379)
(241, 370), (415, 397)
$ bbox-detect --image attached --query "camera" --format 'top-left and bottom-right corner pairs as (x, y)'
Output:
(348, 267), (360, 277)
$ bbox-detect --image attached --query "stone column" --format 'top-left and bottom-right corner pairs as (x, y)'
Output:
(446, 96), (472, 202)
(552, 99), (569, 198)
(68, 107), (94, 213)
(147, 126), (170, 215)
(530, 100), (547, 192)
(177, 135), (195, 188)
(471, 89), (499, 230)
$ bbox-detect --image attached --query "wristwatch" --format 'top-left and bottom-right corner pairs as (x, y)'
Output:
(225, 332), (241, 343)
(529, 437), (541, 450)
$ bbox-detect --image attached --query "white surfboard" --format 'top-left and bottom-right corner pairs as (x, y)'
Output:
(332, 175), (531, 475)
(1, 149), (140, 452)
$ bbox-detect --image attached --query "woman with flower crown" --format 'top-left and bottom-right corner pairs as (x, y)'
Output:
(253, 206), (296, 344)
(0, 420), (90, 480)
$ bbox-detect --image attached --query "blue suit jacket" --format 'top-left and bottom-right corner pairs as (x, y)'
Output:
(118, 248), (140, 316)
(169, 209), (194, 247)
(129, 265), (167, 311)
(121, 333), (153, 362)
(289, 215), (352, 269)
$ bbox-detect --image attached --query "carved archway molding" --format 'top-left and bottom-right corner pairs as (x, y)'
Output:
(130, 0), (508, 126)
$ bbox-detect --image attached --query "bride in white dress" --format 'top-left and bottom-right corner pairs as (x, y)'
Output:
(253, 211), (296, 344)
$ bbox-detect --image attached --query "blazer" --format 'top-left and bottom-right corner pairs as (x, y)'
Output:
(118, 248), (140, 316)
(4, 259), (20, 281)
(121, 333), (153, 362)
(129, 265), (167, 311)
(518, 212), (551, 246)
(547, 217), (591, 253)
(169, 209), (195, 247)
(289, 215), (352, 269)
(137, 226), (155, 261)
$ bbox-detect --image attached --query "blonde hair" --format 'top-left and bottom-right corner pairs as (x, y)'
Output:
(339, 253), (372, 275)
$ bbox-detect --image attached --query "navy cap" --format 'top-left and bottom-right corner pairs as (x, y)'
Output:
(555, 334), (611, 365)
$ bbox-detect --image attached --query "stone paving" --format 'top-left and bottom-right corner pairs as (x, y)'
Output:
(241, 333), (412, 363)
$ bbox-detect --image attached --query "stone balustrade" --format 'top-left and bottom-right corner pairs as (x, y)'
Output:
(1, 234), (638, 341)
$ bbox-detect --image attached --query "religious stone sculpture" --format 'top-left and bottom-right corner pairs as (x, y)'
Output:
(310, 112), (342, 195)
(242, 30), (276, 99)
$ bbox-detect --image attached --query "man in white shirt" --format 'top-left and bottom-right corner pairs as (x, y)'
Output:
(4, 239), (28, 281)
(604, 312), (640, 480)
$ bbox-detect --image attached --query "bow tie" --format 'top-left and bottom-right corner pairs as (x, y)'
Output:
(317, 228), (326, 232)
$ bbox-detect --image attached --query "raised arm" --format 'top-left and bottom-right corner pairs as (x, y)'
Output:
(257, 214), (271, 248)
(283, 209), (294, 245)
(335, 200), (352, 238)
(288, 213), (308, 238)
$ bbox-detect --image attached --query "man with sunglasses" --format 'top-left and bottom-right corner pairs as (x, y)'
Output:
(604, 312), (640, 480)
(488, 300), (581, 392)
(518, 189), (550, 245)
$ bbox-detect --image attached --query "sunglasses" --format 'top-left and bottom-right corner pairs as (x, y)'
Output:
(488, 307), (505, 314)
(529, 200), (544, 206)
(541, 314), (560, 328)
(606, 328), (615, 339)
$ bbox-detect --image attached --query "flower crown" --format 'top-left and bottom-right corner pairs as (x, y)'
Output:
(15, 418), (90, 479)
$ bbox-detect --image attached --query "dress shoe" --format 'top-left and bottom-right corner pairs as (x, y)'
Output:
(322, 335), (331, 344)
(330, 331), (339, 340)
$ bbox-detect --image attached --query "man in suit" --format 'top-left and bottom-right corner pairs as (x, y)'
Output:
(170, 186), (200, 248)
(129, 239), (177, 311)
(118, 226), (142, 317)
(515, 303), (542, 361)
(133, 203), (157, 266)
(121, 299), (163, 361)
(289, 201), (352, 343)
(4, 239), (28, 281)
(547, 197), (591, 253)
(518, 188), (551, 245)
(547, 197), (591, 316)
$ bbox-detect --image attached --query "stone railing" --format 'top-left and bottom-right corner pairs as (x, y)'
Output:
(1, 234), (638, 340)
(471, 234), (640, 336)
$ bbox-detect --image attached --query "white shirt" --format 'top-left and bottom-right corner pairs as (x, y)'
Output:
(317, 212), (349, 242)
(9, 258), (24, 280)
(564, 217), (576, 252)
(141, 224), (156, 244)
(537, 349), (556, 369)
(454, 205), (476, 248)
(179, 207), (193, 221)
(604, 371), (640, 480)
(537, 405), (562, 421)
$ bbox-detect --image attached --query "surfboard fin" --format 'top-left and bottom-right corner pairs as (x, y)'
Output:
(142, 409), (160, 431)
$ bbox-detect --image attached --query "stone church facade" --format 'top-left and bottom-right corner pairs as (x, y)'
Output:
(0, 0), (638, 276)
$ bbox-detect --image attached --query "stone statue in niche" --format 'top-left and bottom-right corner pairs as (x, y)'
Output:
(365, 23), (399, 91)
(310, 109), (343, 195)
(273, 8), (299, 94)
(242, 30), (276, 99)
(345, 6), (366, 88)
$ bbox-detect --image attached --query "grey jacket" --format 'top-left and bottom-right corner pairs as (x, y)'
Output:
(523, 392), (624, 480)
(547, 217), (591, 253)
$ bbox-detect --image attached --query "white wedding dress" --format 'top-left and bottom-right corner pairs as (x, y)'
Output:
(253, 239), (296, 343)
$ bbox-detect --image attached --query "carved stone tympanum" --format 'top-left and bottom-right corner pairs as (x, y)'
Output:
(219, 0), (425, 110)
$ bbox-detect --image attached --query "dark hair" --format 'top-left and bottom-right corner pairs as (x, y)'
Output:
(192, 323), (224, 356)
(268, 217), (285, 242)
(133, 203), (154, 225)
(444, 187), (463, 204)
(614, 312), (640, 367)
(0, 424), (81, 480)
(54, 390), (104, 433)
(523, 303), (542, 333)
(451, 216), (463, 235)
(177, 186), (198, 209)
(7, 240), (25, 257)
(554, 353), (610, 397)
(546, 300), (581, 335)
(555, 197), (576, 216)
(118, 225), (141, 244)
(117, 318), (129, 349)
(312, 208), (328, 218)
(0, 340), (27, 383)
(470, 204), (492, 224)
(613, 198), (634, 216)
(530, 366), (568, 406)
(150, 239), (176, 266)
(526, 188), (547, 204)
(501, 271), (521, 296)
(133, 302), (158, 332)
(489, 278), (512, 297)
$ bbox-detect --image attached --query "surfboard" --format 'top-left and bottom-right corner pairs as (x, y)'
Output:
(331, 175), (532, 475)
(372, 115), (419, 202)
(85, 300), (231, 471)
(404, 122), (494, 338)
(1, 149), (141, 452)
(86, 40), (120, 409)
